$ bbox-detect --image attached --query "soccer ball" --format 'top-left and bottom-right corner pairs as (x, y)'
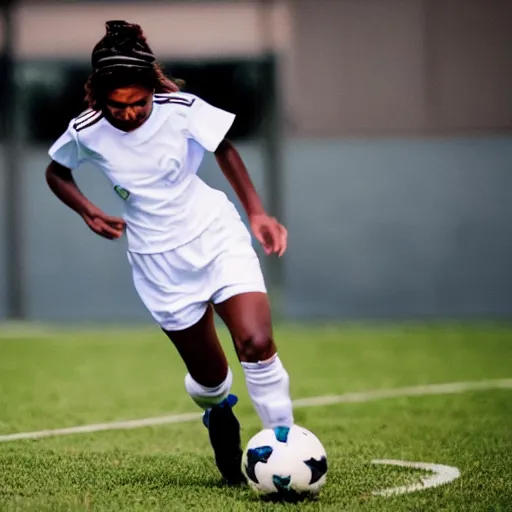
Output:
(242, 425), (327, 498)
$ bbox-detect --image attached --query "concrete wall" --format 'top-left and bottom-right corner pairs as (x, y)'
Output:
(1, 1), (291, 59)
(284, 0), (512, 136)
(1, 137), (512, 323)
(0, 151), (6, 319)
(283, 137), (512, 320)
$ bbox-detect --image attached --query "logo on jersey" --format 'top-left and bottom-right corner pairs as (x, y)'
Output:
(114, 185), (130, 201)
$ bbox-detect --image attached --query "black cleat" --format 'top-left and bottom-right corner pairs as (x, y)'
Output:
(203, 394), (245, 485)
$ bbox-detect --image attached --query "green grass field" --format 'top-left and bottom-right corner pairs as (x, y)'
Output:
(1, 322), (511, 511)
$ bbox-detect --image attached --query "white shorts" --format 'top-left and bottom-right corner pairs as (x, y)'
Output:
(127, 203), (267, 331)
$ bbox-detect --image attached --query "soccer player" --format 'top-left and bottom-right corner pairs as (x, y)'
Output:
(45, 20), (294, 484)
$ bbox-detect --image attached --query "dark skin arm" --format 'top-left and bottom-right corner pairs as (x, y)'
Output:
(45, 160), (125, 240)
(214, 138), (287, 257)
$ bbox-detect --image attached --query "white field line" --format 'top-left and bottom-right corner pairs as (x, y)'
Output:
(0, 378), (511, 443)
(292, 378), (512, 407)
(371, 459), (461, 496)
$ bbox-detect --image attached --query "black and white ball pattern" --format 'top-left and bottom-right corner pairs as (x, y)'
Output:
(242, 425), (328, 497)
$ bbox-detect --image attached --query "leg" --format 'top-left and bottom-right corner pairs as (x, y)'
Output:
(164, 304), (229, 388)
(163, 305), (244, 484)
(214, 292), (294, 429)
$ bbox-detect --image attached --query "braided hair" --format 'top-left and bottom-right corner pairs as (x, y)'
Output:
(84, 20), (184, 110)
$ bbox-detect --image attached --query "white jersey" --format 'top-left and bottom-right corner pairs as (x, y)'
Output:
(48, 92), (235, 253)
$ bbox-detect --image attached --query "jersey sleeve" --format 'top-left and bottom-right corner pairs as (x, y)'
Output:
(48, 119), (84, 170)
(187, 96), (236, 152)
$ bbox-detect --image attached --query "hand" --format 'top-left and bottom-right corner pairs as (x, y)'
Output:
(249, 213), (288, 257)
(80, 205), (125, 240)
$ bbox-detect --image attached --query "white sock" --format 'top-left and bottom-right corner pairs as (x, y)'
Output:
(185, 368), (233, 410)
(241, 354), (294, 429)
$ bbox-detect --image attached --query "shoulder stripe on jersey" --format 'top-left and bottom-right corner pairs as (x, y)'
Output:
(154, 94), (194, 100)
(154, 97), (196, 107)
(74, 112), (103, 132)
(74, 110), (98, 127)
(154, 92), (190, 98)
(74, 111), (101, 130)
(75, 109), (96, 124)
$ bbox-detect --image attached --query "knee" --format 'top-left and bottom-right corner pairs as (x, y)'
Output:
(235, 330), (275, 362)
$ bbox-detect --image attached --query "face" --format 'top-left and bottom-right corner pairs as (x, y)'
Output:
(105, 84), (153, 131)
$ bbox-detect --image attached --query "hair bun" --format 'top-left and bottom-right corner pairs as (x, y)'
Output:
(92, 20), (155, 71)
(105, 20), (141, 40)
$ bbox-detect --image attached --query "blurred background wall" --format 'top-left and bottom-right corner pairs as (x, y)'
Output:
(1, 0), (511, 324)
